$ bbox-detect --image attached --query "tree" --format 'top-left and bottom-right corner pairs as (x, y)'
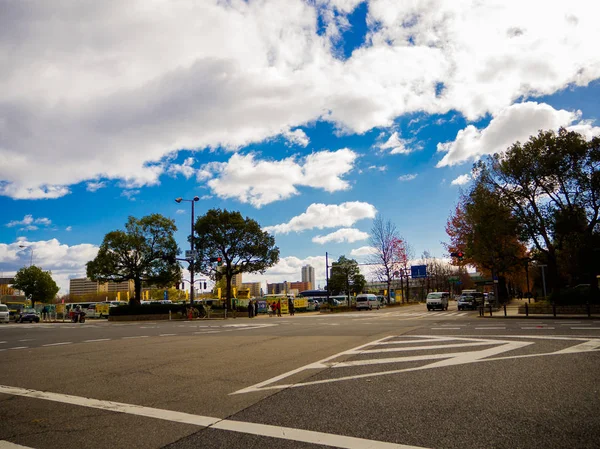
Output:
(193, 209), (279, 310)
(446, 178), (528, 302)
(391, 237), (413, 303)
(476, 128), (600, 294)
(328, 256), (366, 305)
(12, 266), (59, 307)
(86, 214), (181, 306)
(368, 215), (399, 304)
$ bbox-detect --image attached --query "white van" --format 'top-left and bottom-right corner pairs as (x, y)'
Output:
(426, 292), (449, 311)
(356, 294), (380, 311)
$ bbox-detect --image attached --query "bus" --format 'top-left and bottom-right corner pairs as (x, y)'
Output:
(0, 296), (31, 321)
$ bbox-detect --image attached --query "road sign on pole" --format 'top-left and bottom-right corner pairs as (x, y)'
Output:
(411, 265), (427, 279)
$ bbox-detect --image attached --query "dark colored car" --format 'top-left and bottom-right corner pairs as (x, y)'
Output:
(16, 308), (40, 323)
(457, 293), (484, 311)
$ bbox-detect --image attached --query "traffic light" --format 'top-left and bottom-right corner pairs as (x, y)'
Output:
(450, 251), (465, 260)
(209, 256), (223, 266)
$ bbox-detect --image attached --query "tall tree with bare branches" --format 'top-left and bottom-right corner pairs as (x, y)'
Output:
(368, 215), (399, 304)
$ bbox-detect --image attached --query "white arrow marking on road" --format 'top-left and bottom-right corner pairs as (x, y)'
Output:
(232, 335), (599, 394)
(0, 385), (427, 449)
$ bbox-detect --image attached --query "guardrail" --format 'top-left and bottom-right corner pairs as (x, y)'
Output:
(478, 302), (599, 318)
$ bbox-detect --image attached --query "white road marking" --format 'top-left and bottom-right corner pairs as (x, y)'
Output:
(0, 385), (426, 449)
(570, 327), (600, 330)
(521, 327), (555, 330)
(42, 342), (72, 347)
(474, 327), (506, 330)
(122, 336), (149, 339)
(345, 341), (495, 354)
(159, 334), (177, 337)
(431, 327), (461, 330)
(9, 347), (28, 350)
(19, 339), (34, 342)
(194, 331), (220, 334)
(0, 441), (36, 448)
(234, 334), (600, 394)
(84, 339), (111, 343)
(0, 341), (6, 344)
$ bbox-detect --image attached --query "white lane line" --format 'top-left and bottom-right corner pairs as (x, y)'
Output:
(571, 327), (600, 330)
(0, 341), (6, 344)
(0, 440), (36, 448)
(159, 334), (177, 337)
(560, 322), (581, 325)
(346, 341), (495, 354)
(521, 327), (555, 330)
(122, 336), (149, 339)
(84, 338), (111, 343)
(431, 327), (461, 330)
(194, 331), (220, 334)
(9, 347), (28, 350)
(0, 385), (425, 449)
(42, 342), (72, 347)
(474, 327), (506, 330)
(19, 339), (35, 342)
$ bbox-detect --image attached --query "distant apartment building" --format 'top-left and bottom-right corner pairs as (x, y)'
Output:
(69, 278), (134, 296)
(301, 265), (315, 290)
(217, 268), (242, 288)
(289, 281), (311, 292)
(267, 282), (287, 294)
(241, 282), (262, 298)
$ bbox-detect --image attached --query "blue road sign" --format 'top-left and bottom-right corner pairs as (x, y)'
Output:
(411, 265), (427, 278)
(164, 290), (168, 300)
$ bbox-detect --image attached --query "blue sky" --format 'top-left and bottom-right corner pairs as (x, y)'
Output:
(1, 0), (599, 293)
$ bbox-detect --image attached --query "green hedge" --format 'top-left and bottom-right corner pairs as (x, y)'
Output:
(549, 288), (599, 305)
(110, 303), (189, 316)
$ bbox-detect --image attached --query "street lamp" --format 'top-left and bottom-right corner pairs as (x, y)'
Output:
(18, 245), (34, 266)
(175, 196), (200, 305)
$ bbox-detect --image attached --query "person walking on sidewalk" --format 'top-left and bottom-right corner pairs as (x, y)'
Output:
(248, 299), (254, 318)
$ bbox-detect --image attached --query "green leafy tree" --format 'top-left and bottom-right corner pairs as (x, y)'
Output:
(193, 209), (279, 310)
(86, 214), (181, 306)
(476, 128), (600, 293)
(328, 256), (366, 305)
(12, 266), (59, 307)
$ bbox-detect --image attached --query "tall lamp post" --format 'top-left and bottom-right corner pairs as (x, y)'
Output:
(175, 196), (200, 305)
(18, 244), (34, 266)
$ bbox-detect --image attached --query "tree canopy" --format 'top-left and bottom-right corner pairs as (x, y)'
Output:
(475, 128), (600, 294)
(193, 209), (279, 308)
(86, 214), (181, 305)
(328, 256), (366, 304)
(12, 265), (59, 307)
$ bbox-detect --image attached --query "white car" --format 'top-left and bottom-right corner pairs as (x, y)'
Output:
(426, 292), (449, 311)
(356, 294), (380, 310)
(0, 304), (9, 323)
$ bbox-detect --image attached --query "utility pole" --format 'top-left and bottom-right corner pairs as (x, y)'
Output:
(325, 252), (330, 305)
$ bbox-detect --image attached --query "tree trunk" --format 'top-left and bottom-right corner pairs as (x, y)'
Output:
(132, 278), (142, 306)
(226, 272), (233, 310)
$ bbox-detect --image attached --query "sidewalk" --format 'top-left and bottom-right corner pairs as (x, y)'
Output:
(478, 298), (600, 319)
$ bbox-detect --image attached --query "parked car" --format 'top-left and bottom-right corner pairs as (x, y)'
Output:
(426, 292), (449, 311)
(16, 308), (40, 323)
(307, 298), (320, 311)
(457, 292), (484, 310)
(0, 304), (10, 323)
(356, 294), (380, 310)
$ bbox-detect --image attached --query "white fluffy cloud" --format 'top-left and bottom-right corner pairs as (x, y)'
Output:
(264, 201), (377, 234)
(451, 174), (472, 186)
(437, 102), (600, 167)
(1, 1), (599, 198)
(379, 132), (415, 155)
(398, 174), (417, 182)
(203, 149), (357, 207)
(0, 239), (100, 293)
(167, 158), (196, 179)
(312, 228), (369, 244)
(6, 215), (52, 231)
(350, 246), (378, 257)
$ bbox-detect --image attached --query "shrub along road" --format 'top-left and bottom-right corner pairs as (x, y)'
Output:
(0, 304), (599, 449)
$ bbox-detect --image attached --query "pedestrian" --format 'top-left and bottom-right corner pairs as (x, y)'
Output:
(248, 299), (254, 318)
(254, 300), (258, 318)
(42, 305), (48, 322)
(277, 299), (282, 317)
(288, 297), (295, 316)
(270, 302), (276, 317)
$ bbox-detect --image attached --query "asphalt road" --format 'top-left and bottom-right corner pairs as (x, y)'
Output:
(1, 303), (599, 449)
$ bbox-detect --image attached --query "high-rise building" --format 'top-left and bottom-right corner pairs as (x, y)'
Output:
(232, 272), (242, 288)
(241, 282), (262, 298)
(301, 265), (315, 290)
(267, 282), (287, 294)
(69, 278), (134, 296)
(289, 281), (311, 292)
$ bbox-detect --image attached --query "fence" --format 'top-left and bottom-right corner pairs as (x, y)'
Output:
(478, 302), (600, 318)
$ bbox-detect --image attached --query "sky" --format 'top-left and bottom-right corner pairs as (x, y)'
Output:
(1, 0), (600, 295)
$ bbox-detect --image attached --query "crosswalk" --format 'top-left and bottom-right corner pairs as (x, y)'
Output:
(387, 311), (469, 318)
